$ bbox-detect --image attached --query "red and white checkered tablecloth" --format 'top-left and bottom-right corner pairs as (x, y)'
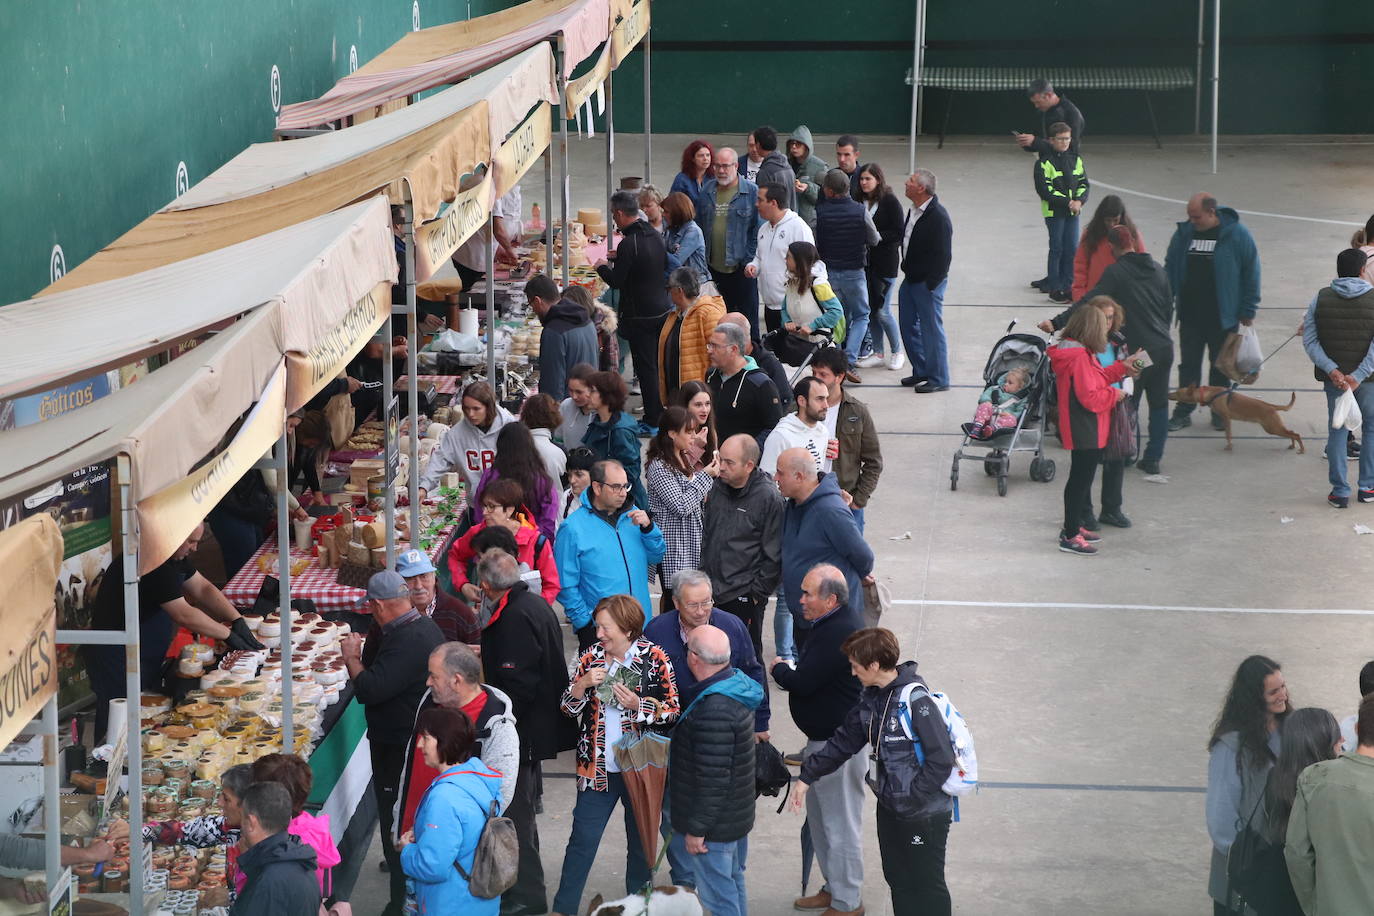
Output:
(222, 530), (452, 613)
(398, 375), (459, 395)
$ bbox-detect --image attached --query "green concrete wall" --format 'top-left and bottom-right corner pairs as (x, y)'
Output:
(0, 0), (499, 305)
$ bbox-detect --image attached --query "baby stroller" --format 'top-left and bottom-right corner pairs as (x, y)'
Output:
(950, 322), (1055, 496)
(763, 322), (846, 386)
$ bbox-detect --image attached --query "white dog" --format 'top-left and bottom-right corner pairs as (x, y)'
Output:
(585, 886), (703, 916)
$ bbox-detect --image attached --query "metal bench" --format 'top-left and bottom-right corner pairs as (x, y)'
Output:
(908, 66), (1196, 149)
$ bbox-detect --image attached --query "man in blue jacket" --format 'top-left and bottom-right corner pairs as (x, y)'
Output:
(695, 148), (761, 335)
(554, 459), (666, 649)
(776, 448), (874, 649)
(1165, 193), (1262, 431)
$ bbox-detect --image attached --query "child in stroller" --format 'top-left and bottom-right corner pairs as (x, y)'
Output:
(968, 367), (1031, 439)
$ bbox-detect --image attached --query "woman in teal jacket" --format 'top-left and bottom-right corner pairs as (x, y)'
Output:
(399, 706), (504, 916)
(582, 370), (648, 508)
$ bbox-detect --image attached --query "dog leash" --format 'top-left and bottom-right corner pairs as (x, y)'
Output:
(1205, 330), (1301, 406)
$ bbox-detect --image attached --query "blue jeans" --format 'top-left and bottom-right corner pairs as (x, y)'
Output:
(1044, 214), (1079, 292)
(661, 788), (694, 888)
(552, 774), (652, 914)
(828, 268), (870, 366)
(691, 837), (749, 916)
(1325, 382), (1374, 497)
(773, 586), (794, 661)
(852, 506), (865, 532)
(898, 279), (949, 387)
(866, 273), (902, 357)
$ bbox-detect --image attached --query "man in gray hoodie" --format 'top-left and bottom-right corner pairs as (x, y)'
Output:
(787, 126), (830, 227)
(1304, 247), (1374, 508)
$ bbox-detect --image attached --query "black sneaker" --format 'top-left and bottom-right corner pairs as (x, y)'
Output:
(1360, 489), (1374, 504)
(1030, 277), (1050, 290)
(1099, 509), (1133, 528)
(1168, 413), (1192, 431)
(1081, 513), (1100, 532)
(1048, 289), (1071, 303)
(1137, 459), (1160, 475)
(1349, 436), (1362, 460)
(1330, 492), (1350, 509)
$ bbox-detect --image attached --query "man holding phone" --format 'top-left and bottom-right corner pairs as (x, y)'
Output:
(1012, 78), (1085, 157)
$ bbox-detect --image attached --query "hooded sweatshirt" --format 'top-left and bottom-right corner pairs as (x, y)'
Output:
(1048, 339), (1129, 450)
(781, 473), (873, 621)
(754, 149), (796, 211)
(399, 759), (504, 916)
(230, 831), (320, 916)
(1057, 251), (1174, 364)
(285, 811), (340, 897)
(447, 510), (559, 604)
(1164, 206), (1262, 330)
(668, 668), (765, 842)
(751, 209), (815, 308)
(1305, 276), (1374, 383)
(554, 489), (666, 629)
(420, 405), (517, 495)
(538, 299), (599, 399)
(788, 126), (830, 227)
(761, 412), (830, 478)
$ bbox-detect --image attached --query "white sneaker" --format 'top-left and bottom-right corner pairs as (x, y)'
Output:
(887, 351), (906, 371)
(856, 353), (885, 369)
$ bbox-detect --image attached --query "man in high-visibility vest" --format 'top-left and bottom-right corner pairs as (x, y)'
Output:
(1034, 123), (1089, 304)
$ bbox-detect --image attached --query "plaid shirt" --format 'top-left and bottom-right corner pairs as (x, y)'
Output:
(645, 458), (712, 588)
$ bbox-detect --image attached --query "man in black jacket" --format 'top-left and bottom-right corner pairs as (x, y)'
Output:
(668, 625), (764, 916)
(770, 565), (865, 916)
(816, 169), (880, 376)
(476, 549), (569, 915)
(342, 571), (444, 916)
(528, 274), (599, 399)
(718, 311), (792, 413)
(596, 190), (671, 427)
(752, 126), (796, 211)
(231, 783), (321, 916)
(897, 169), (954, 393)
(1014, 78), (1085, 157)
(701, 434), (784, 657)
(706, 321), (783, 445)
(791, 628), (956, 916)
(1045, 225), (1176, 475)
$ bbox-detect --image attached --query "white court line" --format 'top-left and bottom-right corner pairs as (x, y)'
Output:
(1092, 180), (1361, 228)
(890, 598), (1374, 616)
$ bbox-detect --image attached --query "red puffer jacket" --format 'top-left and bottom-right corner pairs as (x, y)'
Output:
(1049, 339), (1129, 450)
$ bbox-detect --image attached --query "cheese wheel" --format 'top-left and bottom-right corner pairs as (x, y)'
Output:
(576, 207), (602, 225)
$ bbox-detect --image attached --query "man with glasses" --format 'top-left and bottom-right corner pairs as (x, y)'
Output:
(694, 147), (762, 335)
(553, 459), (665, 648)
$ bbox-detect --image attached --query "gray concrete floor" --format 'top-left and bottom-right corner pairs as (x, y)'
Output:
(348, 131), (1374, 915)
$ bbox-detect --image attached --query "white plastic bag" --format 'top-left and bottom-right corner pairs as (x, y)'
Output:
(425, 329), (481, 353)
(1333, 388), (1363, 432)
(1236, 325), (1263, 376)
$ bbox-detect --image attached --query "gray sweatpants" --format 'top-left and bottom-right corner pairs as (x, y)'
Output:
(804, 739), (866, 911)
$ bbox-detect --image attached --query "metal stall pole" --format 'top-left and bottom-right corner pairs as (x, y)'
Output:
(1195, 0), (1205, 135)
(908, 0), (925, 174)
(558, 35), (571, 287)
(42, 696), (59, 891)
(544, 148), (554, 277)
(605, 70), (615, 203)
(404, 194), (420, 539)
(643, 30), (651, 183)
(1211, 0), (1220, 174)
(117, 454), (145, 914)
(275, 434), (294, 751)
(486, 214), (498, 382)
(382, 310), (396, 561)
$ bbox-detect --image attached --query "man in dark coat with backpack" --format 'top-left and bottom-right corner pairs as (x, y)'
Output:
(792, 627), (959, 916)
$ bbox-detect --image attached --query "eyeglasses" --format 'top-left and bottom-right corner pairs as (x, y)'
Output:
(679, 600), (713, 611)
(597, 481), (631, 492)
(706, 341), (733, 351)
(480, 503), (505, 513)
(713, 163), (737, 170)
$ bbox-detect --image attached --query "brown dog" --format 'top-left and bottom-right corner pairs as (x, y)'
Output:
(1169, 385), (1305, 453)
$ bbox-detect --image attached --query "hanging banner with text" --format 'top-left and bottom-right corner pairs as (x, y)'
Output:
(611, 0), (650, 67)
(494, 103), (552, 199)
(284, 282), (391, 413)
(414, 167), (493, 282)
(0, 515), (61, 752)
(137, 367), (287, 574)
(565, 43), (613, 116)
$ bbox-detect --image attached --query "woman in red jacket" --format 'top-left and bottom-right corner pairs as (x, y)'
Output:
(1071, 195), (1146, 301)
(1048, 306), (1138, 556)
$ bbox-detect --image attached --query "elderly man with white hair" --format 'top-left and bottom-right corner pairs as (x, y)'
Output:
(667, 624), (764, 916)
(897, 168), (954, 394)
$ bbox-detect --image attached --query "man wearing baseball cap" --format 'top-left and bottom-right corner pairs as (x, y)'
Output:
(395, 548), (478, 644)
(342, 570), (445, 915)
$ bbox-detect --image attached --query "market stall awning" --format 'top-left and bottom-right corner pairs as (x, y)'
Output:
(43, 90), (483, 295)
(5, 200), (394, 399)
(0, 515), (62, 750)
(276, 0), (607, 130)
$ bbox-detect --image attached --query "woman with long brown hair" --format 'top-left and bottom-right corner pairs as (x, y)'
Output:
(1071, 194), (1145, 300)
(669, 380), (718, 470)
(645, 406), (719, 610)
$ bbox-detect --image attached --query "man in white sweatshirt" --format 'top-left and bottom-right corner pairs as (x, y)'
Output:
(746, 183), (814, 335)
(761, 376), (834, 477)
(418, 381), (516, 499)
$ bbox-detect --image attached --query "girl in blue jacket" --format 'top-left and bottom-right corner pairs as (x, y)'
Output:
(399, 707), (504, 916)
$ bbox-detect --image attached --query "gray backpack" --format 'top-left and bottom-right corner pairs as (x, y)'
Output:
(455, 797), (519, 898)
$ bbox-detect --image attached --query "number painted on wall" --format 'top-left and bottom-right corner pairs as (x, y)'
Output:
(49, 245), (66, 284)
(412, 1), (420, 30)
(270, 64), (282, 113)
(175, 161), (190, 197)
(349, 45), (358, 73)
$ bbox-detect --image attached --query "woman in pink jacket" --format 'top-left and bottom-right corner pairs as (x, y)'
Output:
(250, 754), (342, 900)
(1048, 306), (1138, 556)
(1071, 195), (1146, 301)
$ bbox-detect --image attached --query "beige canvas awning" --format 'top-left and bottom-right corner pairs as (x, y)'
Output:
(276, 0), (605, 130)
(4, 200), (394, 400)
(0, 515), (62, 749)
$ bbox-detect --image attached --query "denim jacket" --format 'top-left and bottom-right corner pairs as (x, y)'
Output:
(695, 177), (761, 271)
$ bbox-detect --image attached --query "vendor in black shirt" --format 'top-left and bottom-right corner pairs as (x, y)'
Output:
(83, 523), (263, 741)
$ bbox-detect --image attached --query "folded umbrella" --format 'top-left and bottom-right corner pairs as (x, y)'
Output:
(613, 730), (673, 872)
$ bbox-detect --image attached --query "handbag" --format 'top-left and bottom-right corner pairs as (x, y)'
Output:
(325, 388), (355, 450)
(1227, 789), (1284, 909)
(755, 740), (792, 812)
(862, 577), (892, 629)
(454, 797), (519, 898)
(1104, 396), (1138, 461)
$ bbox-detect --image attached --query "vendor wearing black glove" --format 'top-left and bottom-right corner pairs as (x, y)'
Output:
(83, 523), (260, 740)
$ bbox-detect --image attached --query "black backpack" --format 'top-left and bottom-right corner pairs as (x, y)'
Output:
(755, 740), (792, 812)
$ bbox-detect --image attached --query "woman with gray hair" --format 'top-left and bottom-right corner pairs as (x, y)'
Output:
(658, 267), (726, 400)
